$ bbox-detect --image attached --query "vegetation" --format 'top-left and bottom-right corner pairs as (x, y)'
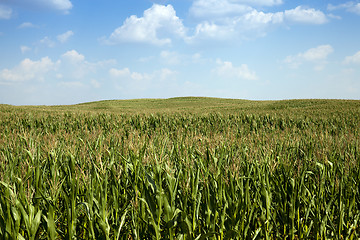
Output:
(0, 97), (360, 239)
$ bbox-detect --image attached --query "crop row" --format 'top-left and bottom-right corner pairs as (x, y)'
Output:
(0, 111), (359, 239)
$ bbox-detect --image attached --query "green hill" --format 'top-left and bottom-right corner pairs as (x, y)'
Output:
(1, 97), (360, 117)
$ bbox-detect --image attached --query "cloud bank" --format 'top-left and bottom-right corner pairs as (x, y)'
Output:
(103, 2), (329, 45)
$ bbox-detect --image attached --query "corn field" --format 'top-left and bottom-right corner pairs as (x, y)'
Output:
(0, 100), (360, 239)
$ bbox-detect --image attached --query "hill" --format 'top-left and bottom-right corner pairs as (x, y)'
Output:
(1, 97), (360, 117)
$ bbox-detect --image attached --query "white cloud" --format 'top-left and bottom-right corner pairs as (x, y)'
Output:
(241, 10), (284, 28)
(102, 3), (327, 45)
(234, 0), (283, 6)
(284, 45), (334, 70)
(39, 36), (56, 48)
(43, 0), (73, 12)
(213, 59), (258, 80)
(109, 68), (131, 78)
(300, 45), (334, 61)
(58, 81), (84, 88)
(57, 30), (74, 43)
(344, 51), (360, 64)
(159, 50), (208, 66)
(190, 0), (283, 19)
(189, 5), (327, 42)
(328, 2), (360, 15)
(18, 22), (37, 28)
(192, 53), (204, 63)
(189, 9), (283, 42)
(191, 21), (236, 41)
(62, 50), (85, 63)
(42, 0), (72, 13)
(0, 5), (12, 19)
(190, 0), (253, 19)
(60, 50), (116, 80)
(109, 67), (152, 92)
(158, 68), (177, 81)
(20, 45), (31, 54)
(160, 51), (181, 65)
(0, 57), (58, 82)
(284, 6), (328, 24)
(0, 50), (115, 90)
(0, 50), (114, 84)
(61, 50), (117, 69)
(189, 0), (326, 31)
(104, 4), (186, 46)
(138, 56), (155, 63)
(348, 3), (360, 15)
(327, 13), (342, 20)
(109, 67), (178, 94)
(5, 0), (72, 14)
(59, 50), (116, 80)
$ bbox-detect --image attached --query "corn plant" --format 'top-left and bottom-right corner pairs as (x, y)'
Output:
(0, 99), (360, 239)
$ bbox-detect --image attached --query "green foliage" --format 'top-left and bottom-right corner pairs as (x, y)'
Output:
(0, 98), (360, 239)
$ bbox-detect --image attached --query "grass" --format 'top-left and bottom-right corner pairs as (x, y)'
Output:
(0, 97), (360, 239)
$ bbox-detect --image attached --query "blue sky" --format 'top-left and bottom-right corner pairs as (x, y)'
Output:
(0, 0), (359, 105)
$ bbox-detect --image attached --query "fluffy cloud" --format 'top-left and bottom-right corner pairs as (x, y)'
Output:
(109, 68), (132, 78)
(103, 3), (327, 44)
(61, 50), (115, 79)
(344, 51), (360, 64)
(0, 50), (115, 85)
(62, 50), (85, 63)
(0, 5), (12, 19)
(300, 45), (334, 61)
(213, 60), (258, 80)
(284, 6), (328, 24)
(109, 67), (159, 82)
(104, 4), (186, 46)
(0, 57), (58, 82)
(328, 2), (360, 15)
(190, 0), (325, 24)
(191, 22), (236, 41)
(57, 30), (74, 43)
(284, 45), (334, 70)
(241, 10), (284, 28)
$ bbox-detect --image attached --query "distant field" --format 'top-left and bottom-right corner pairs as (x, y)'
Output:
(2, 97), (360, 115)
(1, 97), (360, 239)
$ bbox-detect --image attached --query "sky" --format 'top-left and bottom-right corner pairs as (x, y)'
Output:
(0, 0), (359, 105)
